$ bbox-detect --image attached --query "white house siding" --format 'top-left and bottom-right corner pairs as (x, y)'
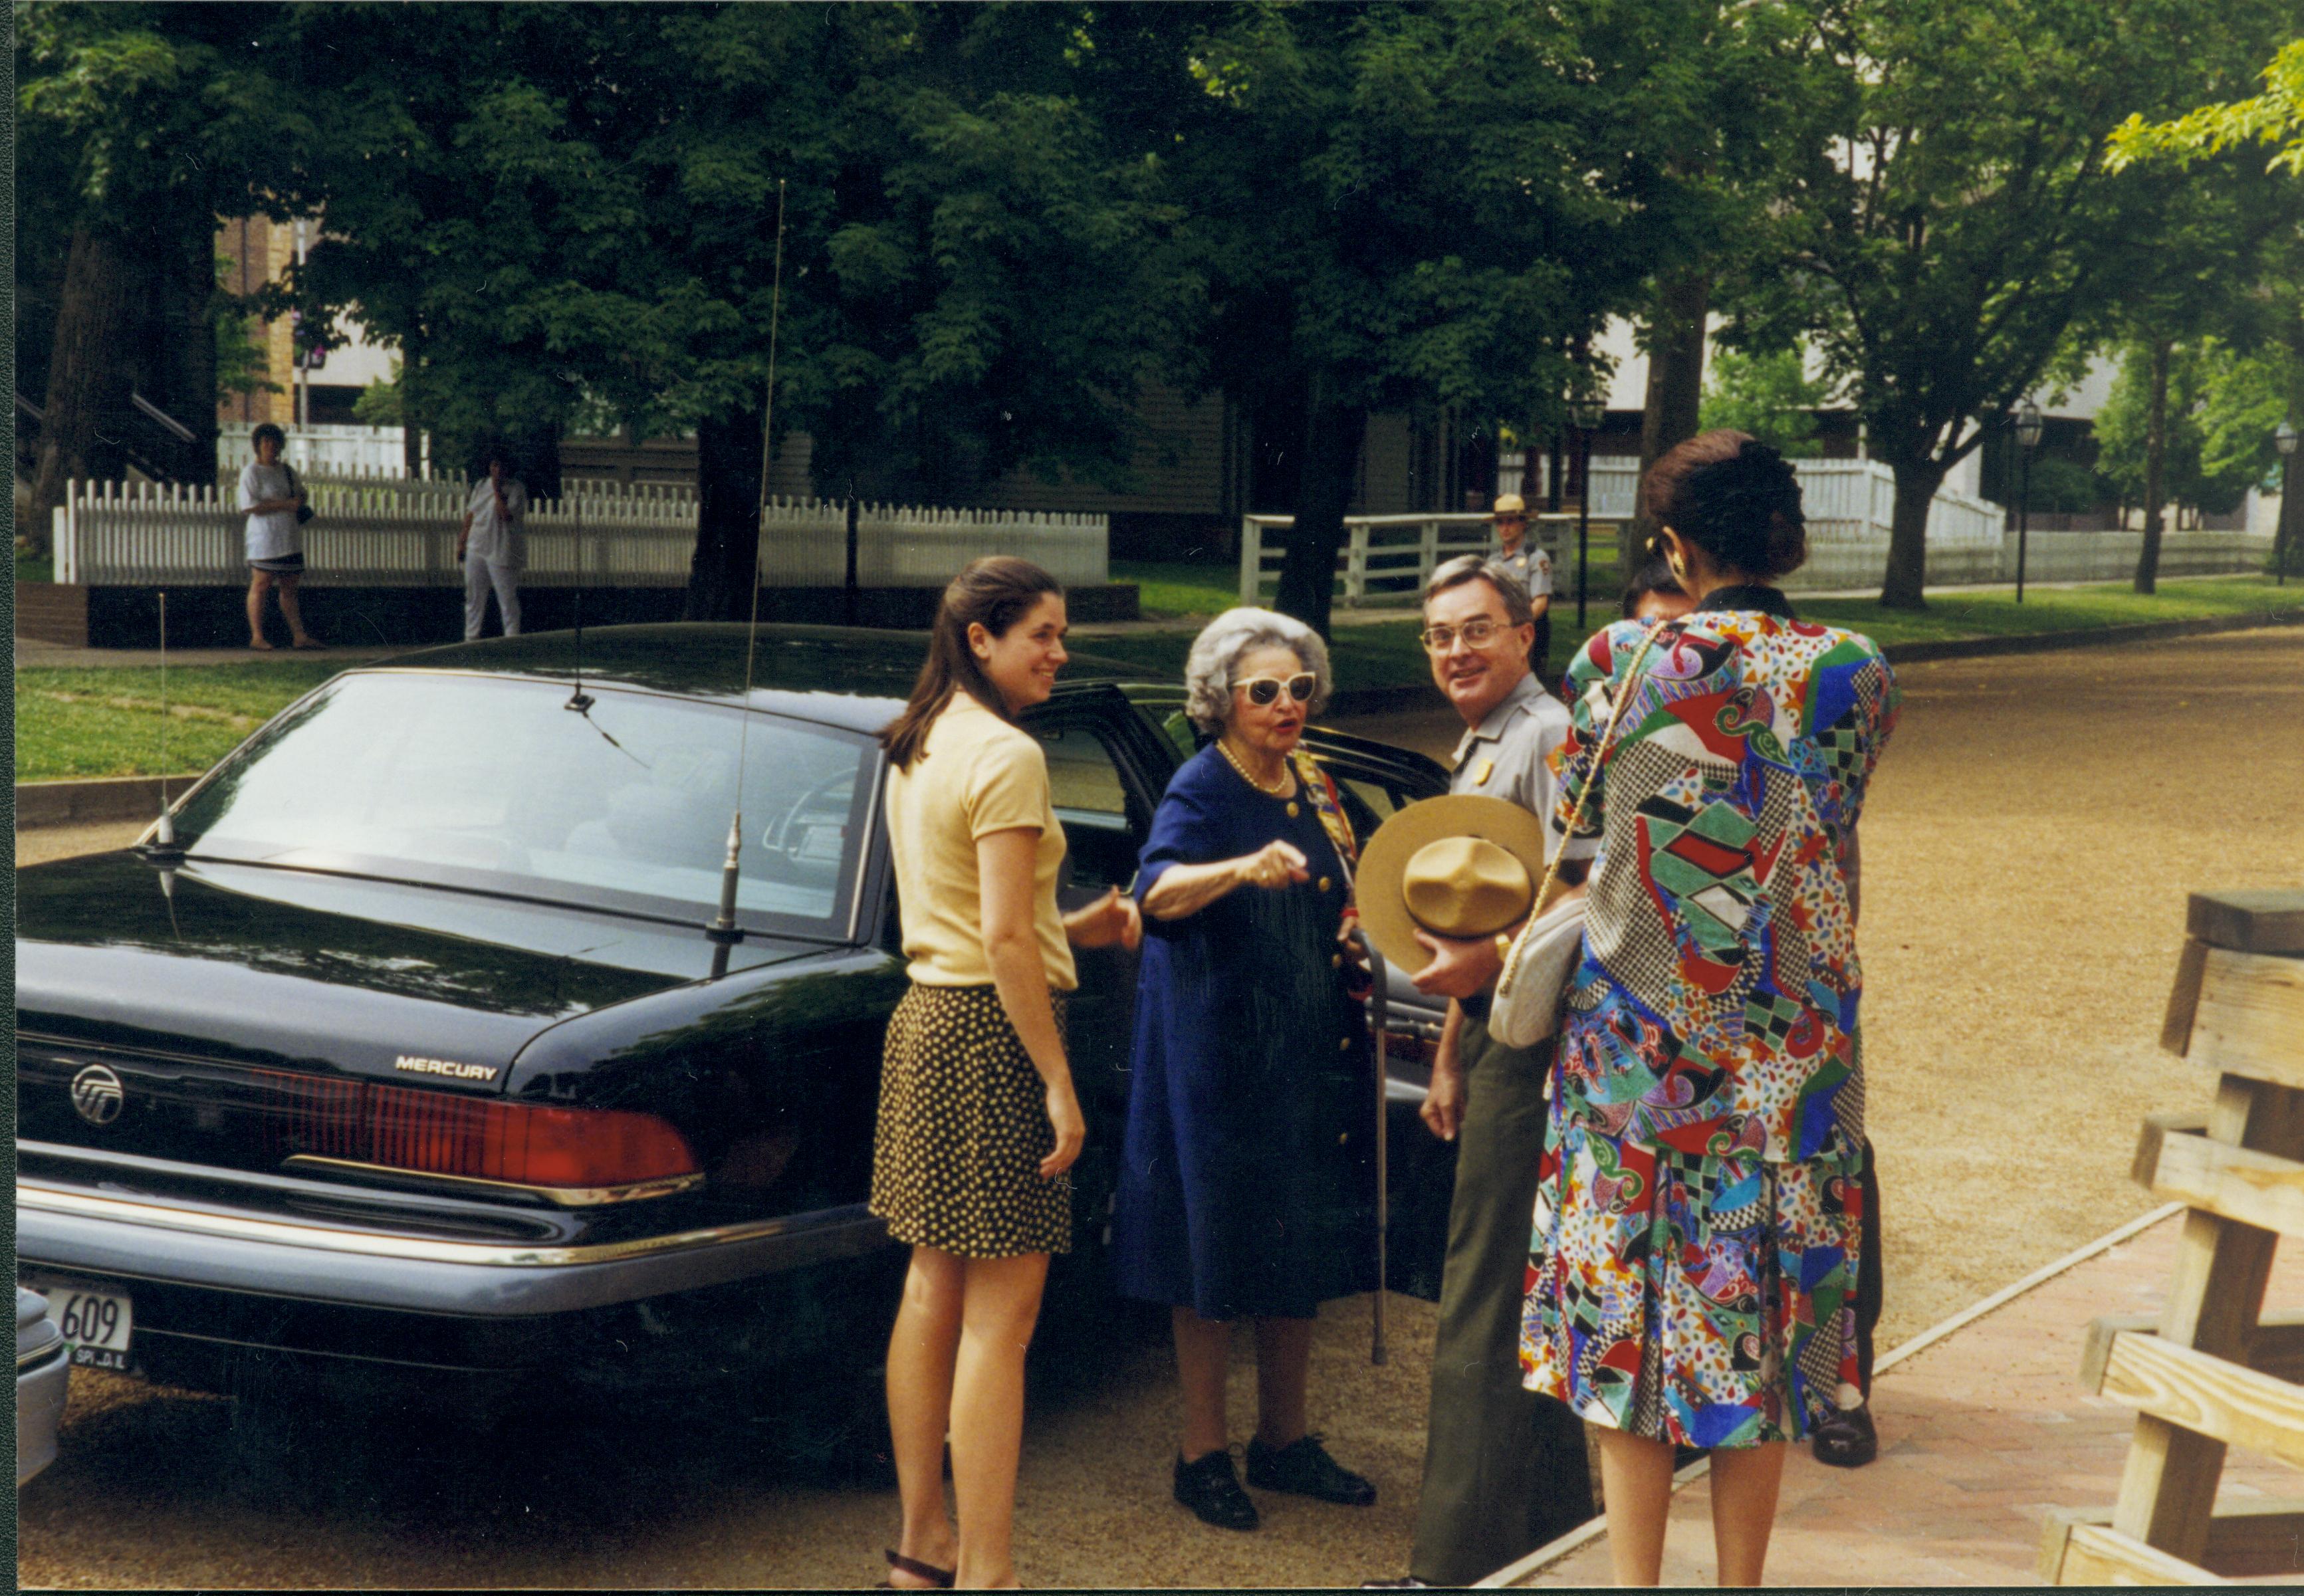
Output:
(971, 381), (1230, 516)
(1357, 412), (1419, 514)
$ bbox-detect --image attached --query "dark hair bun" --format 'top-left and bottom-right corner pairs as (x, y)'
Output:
(1641, 429), (1808, 579)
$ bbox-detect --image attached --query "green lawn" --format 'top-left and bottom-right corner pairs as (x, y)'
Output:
(15, 661), (345, 780)
(1114, 557), (1625, 620)
(14, 576), (2297, 780)
(1794, 576), (2300, 647)
(1111, 560), (1244, 619)
(1085, 574), (2302, 700)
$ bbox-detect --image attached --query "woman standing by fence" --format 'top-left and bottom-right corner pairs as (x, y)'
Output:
(237, 423), (322, 650)
(871, 556), (1141, 1590)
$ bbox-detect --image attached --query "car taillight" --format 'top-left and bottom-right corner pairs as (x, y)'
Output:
(256, 1071), (698, 1191)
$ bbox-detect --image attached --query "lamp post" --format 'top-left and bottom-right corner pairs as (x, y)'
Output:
(1569, 395), (1605, 631)
(2278, 420), (2299, 588)
(2014, 399), (2043, 604)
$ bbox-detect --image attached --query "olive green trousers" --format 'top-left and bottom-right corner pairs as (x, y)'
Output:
(1407, 1014), (1594, 1587)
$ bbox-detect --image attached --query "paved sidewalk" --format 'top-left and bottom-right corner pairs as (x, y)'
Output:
(1521, 1209), (2304, 1586)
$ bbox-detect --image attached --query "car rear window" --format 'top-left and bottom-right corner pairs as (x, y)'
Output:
(173, 673), (877, 937)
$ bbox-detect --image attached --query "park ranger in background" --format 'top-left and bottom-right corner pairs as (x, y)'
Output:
(1488, 493), (1554, 672)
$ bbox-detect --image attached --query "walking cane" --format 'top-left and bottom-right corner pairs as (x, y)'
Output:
(1361, 929), (1390, 1367)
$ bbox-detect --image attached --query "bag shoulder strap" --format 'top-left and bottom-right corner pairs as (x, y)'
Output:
(1520, 620), (1671, 925)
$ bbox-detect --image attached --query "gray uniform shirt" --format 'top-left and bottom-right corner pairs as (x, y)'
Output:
(1493, 538), (1553, 598)
(1448, 671), (1595, 863)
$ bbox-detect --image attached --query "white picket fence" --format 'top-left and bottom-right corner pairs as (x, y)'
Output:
(52, 479), (1107, 591)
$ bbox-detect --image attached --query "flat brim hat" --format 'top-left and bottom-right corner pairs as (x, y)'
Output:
(1357, 794), (1557, 974)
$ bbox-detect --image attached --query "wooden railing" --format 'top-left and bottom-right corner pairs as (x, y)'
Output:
(1245, 461), (2267, 604)
(2039, 890), (2304, 1585)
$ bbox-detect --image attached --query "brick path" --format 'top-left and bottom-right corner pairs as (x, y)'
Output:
(1521, 1209), (2304, 1587)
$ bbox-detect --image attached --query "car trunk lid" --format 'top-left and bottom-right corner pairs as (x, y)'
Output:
(15, 852), (820, 1179)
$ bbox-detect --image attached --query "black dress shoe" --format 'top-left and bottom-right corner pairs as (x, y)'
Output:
(1812, 1404), (1878, 1468)
(1244, 1433), (1377, 1506)
(1174, 1449), (1260, 1531)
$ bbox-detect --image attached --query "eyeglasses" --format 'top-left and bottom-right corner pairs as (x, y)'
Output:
(1418, 618), (1515, 653)
(1234, 673), (1317, 707)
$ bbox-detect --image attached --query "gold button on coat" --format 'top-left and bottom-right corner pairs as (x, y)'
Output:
(1318, 876), (1331, 892)
(1286, 801), (1300, 818)
(1339, 1036), (1352, 1051)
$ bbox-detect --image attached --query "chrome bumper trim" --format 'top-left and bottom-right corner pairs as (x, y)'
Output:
(279, 1156), (705, 1208)
(17, 1180), (873, 1270)
(17, 1339), (68, 1375)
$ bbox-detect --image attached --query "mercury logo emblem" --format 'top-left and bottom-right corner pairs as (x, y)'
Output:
(70, 1064), (125, 1126)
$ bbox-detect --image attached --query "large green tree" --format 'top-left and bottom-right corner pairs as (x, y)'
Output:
(2111, 37), (2304, 581)
(16, 3), (306, 546)
(2095, 338), (2287, 521)
(1081, 1), (1678, 635)
(276, 3), (1183, 618)
(1746, 0), (2295, 608)
(1609, 0), (1819, 573)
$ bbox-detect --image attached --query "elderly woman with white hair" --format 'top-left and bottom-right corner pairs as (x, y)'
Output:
(1109, 607), (1381, 1532)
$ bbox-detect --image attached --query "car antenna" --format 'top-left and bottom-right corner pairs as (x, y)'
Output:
(566, 483), (593, 713)
(708, 175), (787, 955)
(144, 590), (185, 863)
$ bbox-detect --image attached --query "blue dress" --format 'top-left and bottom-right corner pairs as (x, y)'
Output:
(1110, 746), (1379, 1321)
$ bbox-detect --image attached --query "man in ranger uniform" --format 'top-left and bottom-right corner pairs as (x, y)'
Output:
(1371, 554), (1595, 1587)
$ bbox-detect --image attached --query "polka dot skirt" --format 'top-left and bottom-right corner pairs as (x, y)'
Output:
(869, 983), (1073, 1259)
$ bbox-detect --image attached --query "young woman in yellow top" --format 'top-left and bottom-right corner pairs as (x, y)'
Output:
(872, 556), (1140, 1591)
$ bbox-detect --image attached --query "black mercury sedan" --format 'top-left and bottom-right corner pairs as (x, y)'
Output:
(15, 625), (1456, 1415)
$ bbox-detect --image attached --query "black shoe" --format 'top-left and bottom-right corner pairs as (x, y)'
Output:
(1244, 1433), (1377, 1506)
(1174, 1449), (1260, 1531)
(1812, 1404), (1878, 1468)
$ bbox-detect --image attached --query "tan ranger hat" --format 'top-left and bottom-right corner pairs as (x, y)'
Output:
(1491, 493), (1527, 518)
(1357, 794), (1555, 974)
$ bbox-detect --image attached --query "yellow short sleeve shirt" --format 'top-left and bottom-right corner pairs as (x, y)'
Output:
(885, 697), (1078, 991)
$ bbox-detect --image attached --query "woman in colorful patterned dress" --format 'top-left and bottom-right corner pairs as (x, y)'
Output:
(1520, 431), (1900, 1585)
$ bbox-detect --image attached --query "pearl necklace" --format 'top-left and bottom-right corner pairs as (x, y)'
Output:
(1217, 738), (1296, 798)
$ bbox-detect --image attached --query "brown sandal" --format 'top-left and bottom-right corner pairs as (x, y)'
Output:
(878, 1549), (955, 1589)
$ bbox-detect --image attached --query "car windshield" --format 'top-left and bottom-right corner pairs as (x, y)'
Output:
(173, 672), (877, 937)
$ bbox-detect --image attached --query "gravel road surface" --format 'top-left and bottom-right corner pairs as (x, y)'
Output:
(19, 624), (2304, 1588)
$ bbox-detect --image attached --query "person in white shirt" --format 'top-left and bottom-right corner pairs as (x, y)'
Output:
(237, 423), (322, 650)
(458, 447), (528, 639)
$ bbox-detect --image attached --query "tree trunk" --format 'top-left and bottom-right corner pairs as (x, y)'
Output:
(1623, 270), (1710, 576)
(685, 404), (767, 622)
(520, 421), (563, 501)
(31, 225), (138, 552)
(2134, 338), (2171, 595)
(401, 347), (426, 477)
(2280, 451), (2302, 582)
(160, 199), (219, 483)
(1272, 388), (1367, 637)
(1879, 457), (1946, 609)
